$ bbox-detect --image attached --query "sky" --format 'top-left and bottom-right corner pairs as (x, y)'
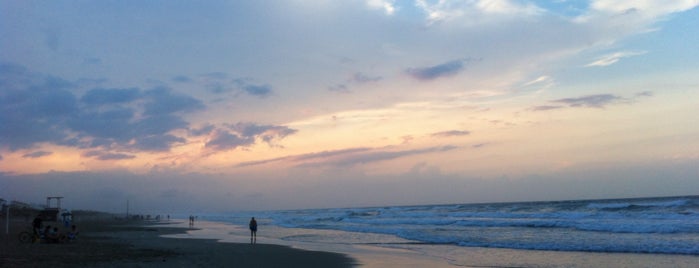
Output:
(1, 0), (698, 213)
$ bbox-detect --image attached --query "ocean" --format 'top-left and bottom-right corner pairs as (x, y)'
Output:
(200, 195), (699, 256)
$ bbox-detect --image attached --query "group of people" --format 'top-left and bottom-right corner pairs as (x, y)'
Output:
(32, 216), (78, 243)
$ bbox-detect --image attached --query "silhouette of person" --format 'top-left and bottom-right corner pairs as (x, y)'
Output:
(249, 217), (257, 244)
(32, 216), (43, 236)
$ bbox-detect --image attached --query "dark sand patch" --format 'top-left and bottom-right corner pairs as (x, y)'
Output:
(1, 216), (355, 267)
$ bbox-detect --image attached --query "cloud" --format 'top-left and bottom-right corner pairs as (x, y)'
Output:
(83, 150), (136, 160)
(472, 143), (488, 148)
(328, 72), (382, 93)
(242, 84), (273, 97)
(590, 0), (699, 18)
(238, 145), (459, 168)
(529, 105), (565, 111)
(143, 87), (206, 116)
(133, 134), (186, 152)
(636, 91), (653, 97)
(301, 145), (460, 167)
(406, 59), (469, 80)
(236, 147), (373, 167)
(431, 130), (471, 137)
(350, 72), (382, 84)
(189, 124), (215, 136)
(415, 0), (540, 24)
(328, 84), (350, 93)
(366, 0), (396, 15)
(0, 64), (203, 153)
(228, 122), (298, 144)
(585, 50), (647, 67)
(81, 88), (141, 105)
(236, 145), (460, 168)
(532, 92), (653, 112)
(0, 64), (77, 150)
(233, 79), (274, 98)
(205, 123), (297, 151)
(205, 129), (254, 151)
(552, 94), (623, 108)
(22, 151), (53, 158)
(476, 0), (543, 15)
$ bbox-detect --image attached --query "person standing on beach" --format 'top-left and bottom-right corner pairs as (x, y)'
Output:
(249, 217), (257, 244)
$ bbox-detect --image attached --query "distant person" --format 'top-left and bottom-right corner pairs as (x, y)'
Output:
(249, 217), (257, 244)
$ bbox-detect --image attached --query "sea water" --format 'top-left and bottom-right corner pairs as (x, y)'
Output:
(201, 195), (699, 256)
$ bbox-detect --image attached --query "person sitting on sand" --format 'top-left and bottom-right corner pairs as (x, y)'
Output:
(42, 225), (51, 241)
(47, 227), (63, 243)
(67, 225), (79, 241)
(249, 217), (257, 244)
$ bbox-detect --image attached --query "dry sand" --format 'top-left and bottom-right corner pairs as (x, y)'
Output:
(1, 217), (355, 267)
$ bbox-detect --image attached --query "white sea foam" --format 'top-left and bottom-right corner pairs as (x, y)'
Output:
(201, 195), (699, 255)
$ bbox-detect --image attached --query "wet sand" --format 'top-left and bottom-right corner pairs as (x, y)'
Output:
(167, 220), (699, 268)
(0, 217), (355, 267)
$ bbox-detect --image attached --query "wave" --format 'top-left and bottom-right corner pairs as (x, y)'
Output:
(212, 195), (699, 255)
(586, 199), (690, 210)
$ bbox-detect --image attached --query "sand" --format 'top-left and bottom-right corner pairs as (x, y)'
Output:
(0, 217), (355, 267)
(4, 215), (698, 267)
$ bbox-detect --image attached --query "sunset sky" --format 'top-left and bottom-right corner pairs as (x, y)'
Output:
(1, 0), (698, 213)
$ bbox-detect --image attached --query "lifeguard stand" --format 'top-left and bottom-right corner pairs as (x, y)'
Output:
(46, 197), (63, 209)
(39, 196), (63, 221)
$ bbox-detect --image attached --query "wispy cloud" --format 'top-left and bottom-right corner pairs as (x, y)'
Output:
(552, 94), (623, 108)
(237, 145), (459, 168)
(83, 151), (136, 160)
(22, 151), (52, 158)
(328, 72), (382, 93)
(233, 78), (273, 98)
(585, 50), (647, 67)
(350, 72), (382, 84)
(591, 1), (699, 18)
(532, 91), (654, 111)
(407, 59), (468, 80)
(530, 94), (625, 111)
(303, 145), (459, 167)
(431, 130), (471, 138)
(236, 147), (373, 167)
(366, 0), (396, 15)
(530, 105), (565, 111)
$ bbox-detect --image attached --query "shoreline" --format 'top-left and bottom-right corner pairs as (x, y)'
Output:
(0, 217), (355, 267)
(4, 215), (699, 267)
(169, 219), (699, 268)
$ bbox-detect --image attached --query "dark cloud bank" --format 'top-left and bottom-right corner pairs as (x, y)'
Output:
(0, 63), (294, 158)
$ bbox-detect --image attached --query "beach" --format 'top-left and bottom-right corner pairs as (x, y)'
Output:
(3, 208), (699, 267)
(0, 216), (355, 267)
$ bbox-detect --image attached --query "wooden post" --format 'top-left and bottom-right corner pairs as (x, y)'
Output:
(5, 202), (9, 235)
